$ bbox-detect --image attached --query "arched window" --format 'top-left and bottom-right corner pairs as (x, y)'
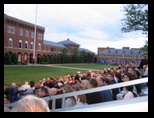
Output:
(38, 43), (41, 50)
(24, 54), (27, 60)
(19, 40), (22, 48)
(25, 41), (28, 49)
(8, 38), (12, 47)
(18, 54), (21, 62)
(30, 42), (33, 49)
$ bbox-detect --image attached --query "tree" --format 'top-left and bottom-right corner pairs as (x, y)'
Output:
(121, 4), (148, 52)
(61, 48), (68, 55)
(140, 40), (148, 52)
(4, 52), (12, 64)
(121, 4), (148, 36)
(12, 53), (18, 64)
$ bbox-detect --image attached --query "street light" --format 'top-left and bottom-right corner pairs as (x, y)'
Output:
(33, 4), (37, 64)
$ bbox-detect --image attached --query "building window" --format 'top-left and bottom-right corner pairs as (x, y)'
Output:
(31, 32), (34, 38)
(18, 54), (21, 62)
(19, 40), (22, 48)
(25, 31), (29, 37)
(11, 27), (15, 34)
(139, 51), (141, 54)
(7, 26), (15, 34)
(25, 41), (28, 49)
(51, 48), (54, 52)
(38, 34), (42, 40)
(19, 29), (23, 36)
(30, 42), (33, 49)
(7, 26), (11, 33)
(8, 38), (12, 47)
(24, 54), (27, 60)
(38, 43), (41, 50)
(115, 50), (118, 54)
(108, 50), (111, 53)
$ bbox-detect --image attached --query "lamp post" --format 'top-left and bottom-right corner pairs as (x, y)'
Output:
(33, 4), (37, 65)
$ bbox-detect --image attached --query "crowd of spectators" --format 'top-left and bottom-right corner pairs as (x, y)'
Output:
(4, 56), (148, 112)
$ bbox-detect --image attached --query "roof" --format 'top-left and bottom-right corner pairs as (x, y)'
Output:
(58, 38), (80, 46)
(79, 48), (95, 54)
(98, 48), (146, 55)
(44, 40), (67, 48)
(4, 14), (45, 31)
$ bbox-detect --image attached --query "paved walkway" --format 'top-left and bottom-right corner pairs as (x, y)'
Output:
(32, 64), (102, 71)
(4, 63), (102, 72)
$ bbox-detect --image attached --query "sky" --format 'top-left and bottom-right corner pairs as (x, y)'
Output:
(4, 4), (148, 54)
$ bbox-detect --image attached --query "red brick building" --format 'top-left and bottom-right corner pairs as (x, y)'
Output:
(97, 46), (147, 65)
(4, 14), (94, 64)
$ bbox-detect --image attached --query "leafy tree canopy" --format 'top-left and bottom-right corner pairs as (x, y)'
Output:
(121, 4), (148, 37)
(121, 4), (148, 53)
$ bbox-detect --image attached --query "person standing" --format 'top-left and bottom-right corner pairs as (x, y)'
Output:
(139, 55), (148, 74)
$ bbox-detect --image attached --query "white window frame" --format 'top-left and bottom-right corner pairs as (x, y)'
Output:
(11, 27), (15, 34)
(7, 26), (11, 33)
(38, 34), (42, 40)
(25, 41), (28, 49)
(38, 43), (41, 50)
(8, 38), (13, 48)
(30, 42), (33, 49)
(19, 29), (23, 36)
(25, 31), (29, 37)
(19, 40), (22, 48)
(31, 32), (34, 38)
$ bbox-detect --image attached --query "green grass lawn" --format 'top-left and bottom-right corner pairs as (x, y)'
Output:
(4, 64), (116, 85)
(55, 63), (115, 70)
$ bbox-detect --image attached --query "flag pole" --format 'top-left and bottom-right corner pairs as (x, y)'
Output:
(33, 4), (37, 65)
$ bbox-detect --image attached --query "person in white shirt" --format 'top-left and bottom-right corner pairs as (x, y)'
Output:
(142, 64), (148, 77)
(123, 85), (138, 100)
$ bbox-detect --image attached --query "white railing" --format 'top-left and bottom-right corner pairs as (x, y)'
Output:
(4, 77), (148, 112)
(59, 96), (148, 112)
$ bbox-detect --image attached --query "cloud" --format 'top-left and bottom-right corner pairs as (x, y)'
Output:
(4, 4), (148, 54)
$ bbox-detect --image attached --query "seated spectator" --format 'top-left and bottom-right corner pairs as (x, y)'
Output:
(4, 95), (10, 105)
(48, 85), (64, 110)
(123, 85), (138, 100)
(4, 84), (12, 103)
(11, 83), (20, 103)
(106, 73), (120, 100)
(37, 86), (49, 98)
(72, 84), (87, 107)
(96, 76), (113, 102)
(78, 79), (89, 90)
(63, 85), (76, 108)
(10, 95), (50, 112)
(21, 82), (30, 91)
(86, 78), (102, 105)
(142, 64), (148, 78)
(116, 73), (137, 100)
(24, 80), (35, 95)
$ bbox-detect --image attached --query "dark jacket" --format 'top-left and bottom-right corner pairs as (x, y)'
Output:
(86, 91), (102, 104)
(100, 84), (113, 102)
(108, 80), (120, 100)
(139, 58), (148, 69)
